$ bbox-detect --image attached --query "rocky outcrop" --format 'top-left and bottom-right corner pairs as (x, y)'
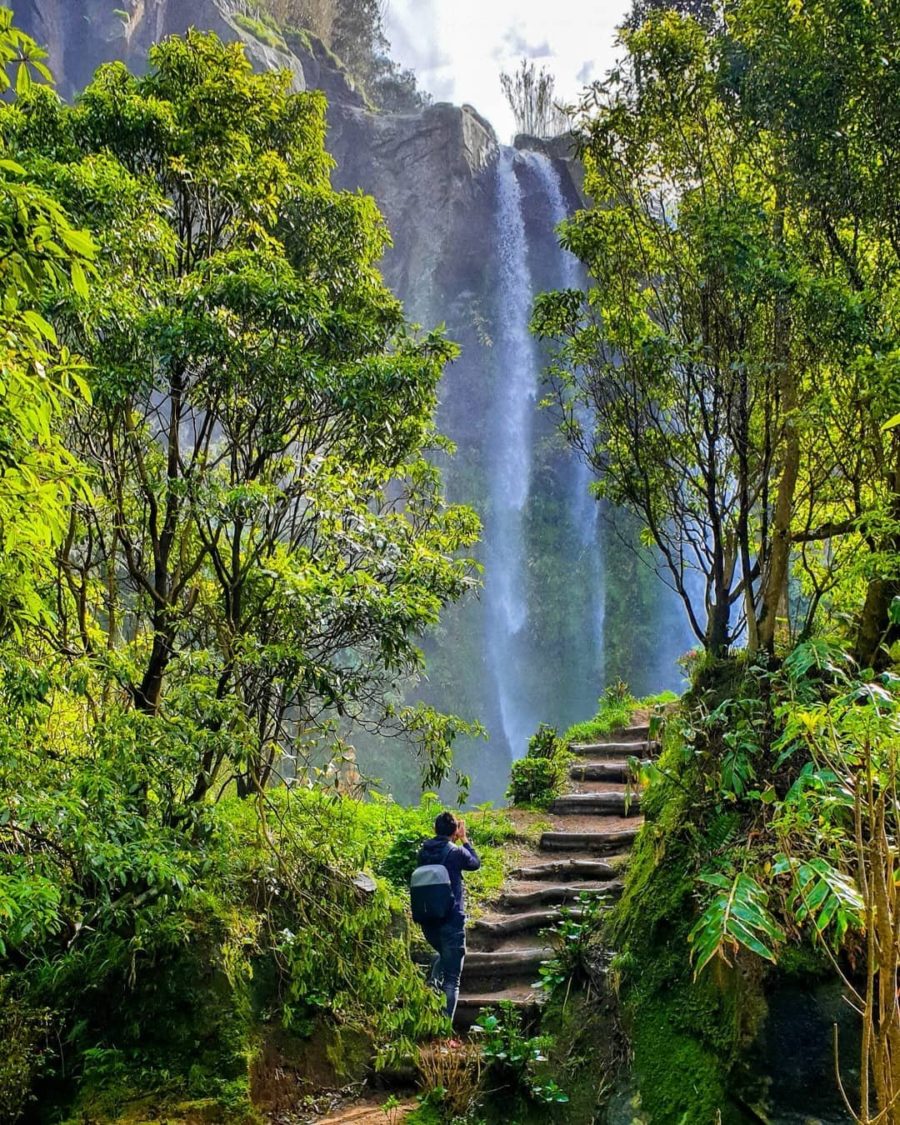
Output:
(16, 0), (501, 304)
(328, 101), (498, 306)
(17, 0), (305, 96)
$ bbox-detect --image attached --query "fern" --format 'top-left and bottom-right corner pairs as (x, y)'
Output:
(702, 810), (742, 853)
(689, 871), (784, 975)
(774, 855), (863, 944)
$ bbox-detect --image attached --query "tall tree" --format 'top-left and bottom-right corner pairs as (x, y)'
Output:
(10, 31), (477, 800)
(534, 13), (828, 655)
(726, 0), (900, 668)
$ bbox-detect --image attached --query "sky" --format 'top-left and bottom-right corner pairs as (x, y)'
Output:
(382, 1), (631, 142)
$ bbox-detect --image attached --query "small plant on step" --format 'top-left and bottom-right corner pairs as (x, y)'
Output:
(416, 1040), (481, 1121)
(472, 1002), (569, 1107)
(536, 893), (606, 1003)
(506, 725), (571, 808)
(381, 1093), (405, 1124)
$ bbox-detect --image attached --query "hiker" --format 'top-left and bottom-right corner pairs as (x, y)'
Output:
(411, 810), (481, 1022)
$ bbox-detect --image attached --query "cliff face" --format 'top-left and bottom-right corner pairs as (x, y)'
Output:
(328, 101), (498, 308)
(17, 0), (501, 306)
(17, 0), (305, 96)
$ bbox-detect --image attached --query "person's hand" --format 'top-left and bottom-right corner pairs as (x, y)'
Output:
(454, 818), (467, 844)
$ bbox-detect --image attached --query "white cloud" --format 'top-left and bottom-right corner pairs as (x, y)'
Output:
(383, 0), (630, 141)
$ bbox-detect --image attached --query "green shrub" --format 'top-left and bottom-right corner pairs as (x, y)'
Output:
(528, 722), (561, 759)
(507, 725), (571, 807)
(0, 978), (49, 1122)
(474, 1003), (569, 1108)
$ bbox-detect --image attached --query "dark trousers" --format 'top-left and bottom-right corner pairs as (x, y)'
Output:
(421, 915), (466, 1021)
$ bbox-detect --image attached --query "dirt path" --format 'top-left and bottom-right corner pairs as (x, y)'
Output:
(313, 1097), (417, 1123)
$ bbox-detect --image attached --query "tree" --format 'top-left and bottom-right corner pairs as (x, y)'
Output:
(627, 0), (716, 30)
(9, 30), (478, 801)
(724, 0), (900, 668)
(534, 14), (831, 655)
(536, 6), (888, 659)
(500, 59), (569, 140)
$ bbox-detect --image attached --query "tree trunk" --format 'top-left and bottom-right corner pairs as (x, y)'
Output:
(706, 595), (731, 658)
(855, 576), (900, 671)
(758, 188), (799, 653)
(131, 625), (174, 714)
(855, 448), (900, 668)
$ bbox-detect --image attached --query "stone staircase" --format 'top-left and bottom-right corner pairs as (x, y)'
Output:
(455, 724), (654, 1028)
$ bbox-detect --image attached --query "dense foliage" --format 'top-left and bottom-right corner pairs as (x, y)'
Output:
(0, 17), (482, 1118)
(532, 3), (900, 1121)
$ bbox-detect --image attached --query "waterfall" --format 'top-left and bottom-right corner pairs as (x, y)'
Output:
(484, 147), (539, 761)
(482, 148), (608, 764)
(529, 155), (606, 680)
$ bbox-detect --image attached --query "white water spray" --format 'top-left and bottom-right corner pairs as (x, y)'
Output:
(484, 148), (540, 759)
(530, 153), (606, 679)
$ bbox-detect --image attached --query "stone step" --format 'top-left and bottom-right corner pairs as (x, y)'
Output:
(500, 881), (622, 910)
(470, 907), (579, 943)
(463, 947), (552, 977)
(569, 740), (651, 758)
(541, 828), (639, 853)
(455, 987), (539, 1027)
(551, 792), (641, 815)
(616, 724), (651, 741)
(570, 760), (646, 783)
(512, 857), (622, 881)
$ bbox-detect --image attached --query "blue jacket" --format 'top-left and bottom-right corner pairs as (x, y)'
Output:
(418, 835), (481, 919)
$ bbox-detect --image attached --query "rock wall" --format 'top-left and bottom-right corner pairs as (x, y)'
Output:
(16, 1), (503, 311)
(327, 101), (498, 309)
(16, 0), (305, 95)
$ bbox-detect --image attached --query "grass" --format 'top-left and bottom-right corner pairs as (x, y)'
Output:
(234, 13), (287, 50)
(563, 686), (681, 744)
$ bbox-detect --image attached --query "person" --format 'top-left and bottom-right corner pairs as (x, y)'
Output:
(417, 810), (481, 1023)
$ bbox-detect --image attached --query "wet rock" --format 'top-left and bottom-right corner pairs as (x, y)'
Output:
(328, 101), (498, 307)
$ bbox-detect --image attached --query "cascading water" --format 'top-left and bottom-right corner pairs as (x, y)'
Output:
(482, 148), (607, 763)
(530, 154), (606, 677)
(361, 138), (684, 800)
(483, 147), (540, 760)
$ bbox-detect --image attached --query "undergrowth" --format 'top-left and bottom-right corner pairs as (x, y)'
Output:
(507, 725), (572, 808)
(563, 683), (679, 744)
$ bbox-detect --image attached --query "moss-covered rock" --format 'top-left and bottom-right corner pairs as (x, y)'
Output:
(250, 1021), (374, 1116)
(603, 721), (769, 1123)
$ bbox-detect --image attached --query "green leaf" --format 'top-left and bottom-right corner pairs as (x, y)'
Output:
(22, 309), (57, 344)
(15, 60), (30, 94)
(689, 871), (783, 975)
(59, 226), (96, 260)
(69, 259), (89, 300)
